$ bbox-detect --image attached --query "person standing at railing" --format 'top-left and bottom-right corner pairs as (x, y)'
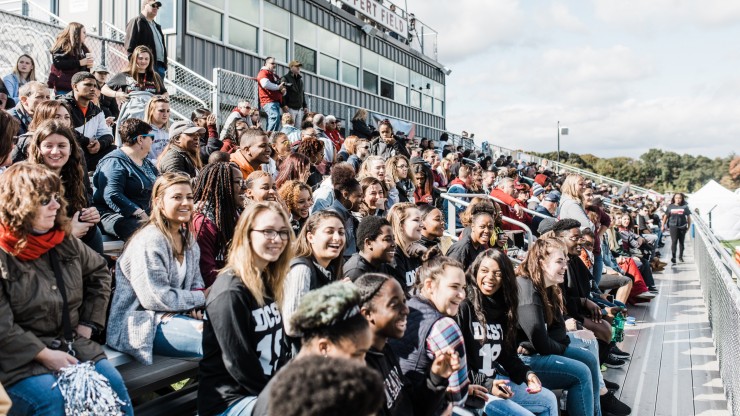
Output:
(124, 0), (168, 80)
(280, 60), (308, 128)
(662, 193), (691, 264)
(257, 57), (285, 132)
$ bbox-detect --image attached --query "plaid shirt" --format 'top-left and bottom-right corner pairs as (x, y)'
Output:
(425, 317), (469, 405)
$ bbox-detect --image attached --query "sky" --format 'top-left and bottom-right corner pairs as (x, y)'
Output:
(406, 0), (740, 159)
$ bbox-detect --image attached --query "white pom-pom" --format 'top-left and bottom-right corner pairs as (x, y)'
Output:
(52, 361), (126, 415)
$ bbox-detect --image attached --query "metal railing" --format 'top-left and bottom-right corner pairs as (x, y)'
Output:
(693, 213), (740, 414)
(211, 68), (259, 130)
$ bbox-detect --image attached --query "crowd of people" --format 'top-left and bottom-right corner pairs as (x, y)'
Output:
(0, 6), (696, 416)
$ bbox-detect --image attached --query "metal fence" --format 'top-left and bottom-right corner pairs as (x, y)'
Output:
(693, 213), (740, 415)
(211, 68), (258, 129)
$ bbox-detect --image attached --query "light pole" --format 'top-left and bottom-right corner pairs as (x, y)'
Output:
(557, 121), (568, 165)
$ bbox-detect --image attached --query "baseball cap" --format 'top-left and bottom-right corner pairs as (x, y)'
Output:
(92, 65), (109, 74)
(288, 60), (302, 68)
(146, 0), (163, 7)
(544, 192), (560, 203)
(534, 173), (549, 186)
(169, 120), (205, 137)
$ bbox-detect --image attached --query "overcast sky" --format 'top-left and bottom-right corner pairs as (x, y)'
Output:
(407, 0), (740, 159)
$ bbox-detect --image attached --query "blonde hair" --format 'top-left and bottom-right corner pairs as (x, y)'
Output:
(386, 202), (421, 256)
(357, 155), (385, 180)
(561, 174), (585, 201)
(144, 95), (170, 128)
(12, 54), (36, 82)
(223, 201), (293, 307)
(386, 155), (416, 184)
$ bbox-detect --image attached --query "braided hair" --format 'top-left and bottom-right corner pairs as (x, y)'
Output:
(193, 162), (240, 259)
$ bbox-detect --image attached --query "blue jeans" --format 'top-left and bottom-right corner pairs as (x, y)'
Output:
(519, 345), (600, 416)
(7, 358), (132, 416)
(567, 333), (605, 392)
(155, 62), (167, 80)
(592, 254), (604, 286)
(219, 395), (257, 415)
(153, 315), (204, 358)
(484, 374), (559, 416)
(263, 102), (282, 132)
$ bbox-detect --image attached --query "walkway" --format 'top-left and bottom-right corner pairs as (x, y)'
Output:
(604, 242), (729, 415)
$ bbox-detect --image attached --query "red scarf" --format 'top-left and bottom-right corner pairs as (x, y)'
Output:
(0, 224), (65, 261)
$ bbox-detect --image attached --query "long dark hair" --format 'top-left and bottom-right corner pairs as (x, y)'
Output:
(515, 236), (566, 325)
(466, 249), (518, 348)
(671, 192), (687, 206)
(50, 22), (89, 57)
(193, 162), (240, 259)
(124, 45), (165, 92)
(294, 210), (346, 279)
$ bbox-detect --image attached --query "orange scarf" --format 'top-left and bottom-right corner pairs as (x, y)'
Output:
(0, 224), (65, 261)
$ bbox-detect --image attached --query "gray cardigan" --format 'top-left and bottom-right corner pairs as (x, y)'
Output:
(106, 224), (206, 364)
(558, 194), (595, 231)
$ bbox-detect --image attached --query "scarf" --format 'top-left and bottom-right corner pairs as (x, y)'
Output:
(0, 224), (65, 261)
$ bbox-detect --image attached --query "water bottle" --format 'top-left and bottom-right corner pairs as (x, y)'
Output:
(612, 312), (625, 342)
(559, 390), (568, 411)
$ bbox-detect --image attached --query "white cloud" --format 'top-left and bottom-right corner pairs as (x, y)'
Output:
(593, 0), (740, 30)
(538, 3), (589, 33)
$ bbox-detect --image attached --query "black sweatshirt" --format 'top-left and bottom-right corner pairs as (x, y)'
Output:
(561, 254), (594, 323)
(198, 272), (284, 416)
(366, 343), (448, 416)
(515, 276), (569, 356)
(456, 294), (532, 385)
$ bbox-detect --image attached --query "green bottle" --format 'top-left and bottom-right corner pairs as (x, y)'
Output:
(612, 312), (625, 343)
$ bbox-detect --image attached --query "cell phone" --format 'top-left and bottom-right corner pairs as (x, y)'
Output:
(606, 294), (615, 303)
(78, 209), (87, 223)
(497, 383), (512, 395)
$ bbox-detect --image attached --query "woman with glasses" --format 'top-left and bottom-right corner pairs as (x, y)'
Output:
(282, 211), (346, 351)
(107, 173), (207, 365)
(198, 201), (293, 416)
(278, 180), (313, 235)
(93, 118), (159, 240)
(143, 95), (170, 163)
(386, 155), (416, 203)
(193, 162), (245, 287)
(446, 204), (493, 266)
(0, 163), (132, 415)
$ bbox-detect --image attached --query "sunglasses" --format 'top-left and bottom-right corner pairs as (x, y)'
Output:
(149, 2), (161, 8)
(139, 134), (155, 139)
(40, 193), (61, 206)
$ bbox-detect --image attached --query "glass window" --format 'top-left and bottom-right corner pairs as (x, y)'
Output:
(342, 62), (359, 87)
(395, 84), (407, 105)
(294, 18), (317, 49)
(363, 71), (378, 94)
(410, 71), (423, 90)
(395, 64), (409, 85)
(264, 32), (288, 62)
(319, 54), (339, 80)
(230, 0), (259, 24)
(379, 57), (394, 79)
(319, 28), (340, 57)
(341, 39), (360, 65)
(364, 49), (379, 73)
(380, 78), (394, 99)
(188, 2), (222, 41)
(410, 90), (421, 108)
(156, 0), (175, 31)
(434, 82), (445, 100)
(263, 2), (290, 35)
(228, 18), (258, 52)
(199, 0), (224, 8)
(295, 44), (317, 73)
(434, 99), (444, 116)
(422, 94), (433, 113)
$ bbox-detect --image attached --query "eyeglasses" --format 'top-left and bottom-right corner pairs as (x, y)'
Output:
(397, 164), (409, 169)
(233, 179), (248, 190)
(251, 229), (291, 241)
(40, 193), (61, 206)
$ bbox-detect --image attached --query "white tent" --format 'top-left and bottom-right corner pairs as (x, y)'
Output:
(688, 180), (740, 241)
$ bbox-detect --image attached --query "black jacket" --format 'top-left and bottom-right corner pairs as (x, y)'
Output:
(279, 71), (306, 110)
(445, 227), (486, 268)
(343, 252), (399, 283)
(515, 276), (569, 355)
(351, 119), (376, 139)
(124, 14), (168, 68)
(158, 145), (199, 178)
(561, 255), (594, 323)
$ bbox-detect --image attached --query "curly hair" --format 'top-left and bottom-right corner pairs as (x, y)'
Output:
(278, 180), (312, 218)
(386, 154), (416, 184)
(275, 153), (310, 189)
(289, 282), (368, 345)
(296, 136), (325, 161)
(269, 355), (383, 416)
(27, 120), (87, 214)
(0, 163), (71, 252)
(356, 215), (391, 252)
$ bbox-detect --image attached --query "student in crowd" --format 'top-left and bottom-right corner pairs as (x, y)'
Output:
(413, 160), (437, 205)
(350, 108), (375, 139)
(295, 135), (325, 189)
(0, 111), (19, 169)
(444, 164), (472, 231)
(193, 162), (244, 287)
(327, 164), (363, 258)
(92, 118), (159, 240)
(532, 192), (559, 237)
(101, 45), (167, 100)
(358, 155), (399, 209)
(662, 192), (691, 264)
(370, 120), (409, 158)
(198, 201), (293, 416)
(389, 255), (478, 412)
(158, 120), (204, 178)
(13, 99), (82, 164)
(8, 81), (51, 136)
(0, 163), (132, 416)
(343, 215), (399, 282)
(124, 0), (168, 79)
(248, 108), (262, 130)
(253, 282), (373, 415)
(387, 155), (416, 203)
(48, 22), (92, 95)
(62, 71), (116, 170)
(107, 173), (207, 365)
(446, 203), (493, 266)
(282, 211), (347, 342)
(346, 136), (370, 173)
(268, 356), (383, 416)
(558, 174), (594, 231)
(267, 131), (291, 175)
(27, 120), (103, 254)
(615, 213), (657, 292)
(358, 176), (387, 218)
(220, 101), (251, 143)
(244, 171), (277, 203)
(457, 249), (558, 415)
(91, 65), (120, 123)
(419, 204), (445, 251)
(387, 202), (425, 293)
(191, 108), (223, 164)
(275, 153), (311, 190)
(3, 54), (36, 103)
(278, 180), (313, 235)
(143, 95), (170, 162)
(230, 129), (271, 178)
(279, 112), (301, 143)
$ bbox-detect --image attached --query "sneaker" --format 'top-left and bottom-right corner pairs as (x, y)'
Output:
(610, 345), (631, 359)
(648, 286), (659, 294)
(671, 257), (676, 264)
(601, 364), (607, 372)
(679, 256), (684, 262)
(601, 391), (632, 415)
(636, 292), (656, 299)
(604, 354), (627, 368)
(604, 379), (620, 391)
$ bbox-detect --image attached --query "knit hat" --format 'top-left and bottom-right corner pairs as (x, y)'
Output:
(532, 183), (545, 197)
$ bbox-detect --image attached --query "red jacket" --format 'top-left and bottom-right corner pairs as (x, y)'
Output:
(326, 129), (344, 152)
(489, 188), (532, 232)
(257, 68), (282, 106)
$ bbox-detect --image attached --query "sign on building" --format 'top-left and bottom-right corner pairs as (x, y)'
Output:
(342, 0), (408, 37)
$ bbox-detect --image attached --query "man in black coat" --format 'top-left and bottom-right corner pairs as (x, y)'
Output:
(280, 60), (309, 128)
(124, 0), (168, 79)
